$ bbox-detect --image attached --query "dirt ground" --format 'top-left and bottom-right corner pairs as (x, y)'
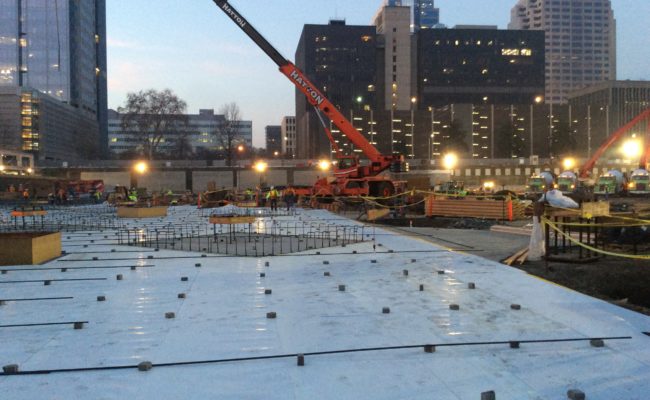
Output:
(518, 258), (650, 316)
(375, 216), (650, 317)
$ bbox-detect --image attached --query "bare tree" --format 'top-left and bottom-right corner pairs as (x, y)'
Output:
(118, 89), (188, 160)
(218, 102), (242, 167)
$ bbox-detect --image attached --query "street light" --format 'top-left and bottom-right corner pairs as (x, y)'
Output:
(562, 157), (576, 171)
(134, 161), (148, 175)
(318, 159), (331, 171)
(254, 160), (268, 191)
(442, 153), (458, 177)
(621, 139), (641, 159)
(254, 161), (267, 173)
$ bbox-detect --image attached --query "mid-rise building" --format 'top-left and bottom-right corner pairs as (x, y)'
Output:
(0, 0), (107, 161)
(265, 125), (282, 155)
(281, 116), (296, 158)
(108, 109), (252, 158)
(509, 0), (616, 104)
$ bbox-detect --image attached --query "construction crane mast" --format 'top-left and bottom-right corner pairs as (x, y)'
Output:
(212, 0), (404, 197)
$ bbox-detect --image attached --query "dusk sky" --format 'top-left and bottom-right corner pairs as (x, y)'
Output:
(107, 0), (650, 148)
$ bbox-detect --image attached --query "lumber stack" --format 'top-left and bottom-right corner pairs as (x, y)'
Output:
(425, 196), (525, 221)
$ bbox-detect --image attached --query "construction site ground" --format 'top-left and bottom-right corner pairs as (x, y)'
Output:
(371, 215), (650, 317)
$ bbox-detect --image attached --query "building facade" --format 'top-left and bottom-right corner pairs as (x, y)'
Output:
(0, 0), (107, 161)
(509, 0), (616, 104)
(569, 81), (650, 158)
(281, 116), (296, 158)
(295, 21), (378, 159)
(0, 86), (99, 162)
(265, 125), (282, 155)
(374, 3), (412, 112)
(294, 1), (553, 161)
(413, 0), (440, 31)
(108, 109), (252, 158)
(417, 27), (545, 106)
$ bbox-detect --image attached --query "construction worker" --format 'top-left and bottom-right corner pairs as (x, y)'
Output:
(266, 186), (279, 211)
(245, 188), (253, 201)
(22, 188), (29, 203)
(284, 186), (296, 212)
(94, 189), (103, 203)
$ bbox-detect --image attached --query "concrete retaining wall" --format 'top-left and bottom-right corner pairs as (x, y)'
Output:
(192, 171), (234, 192)
(137, 171), (186, 192)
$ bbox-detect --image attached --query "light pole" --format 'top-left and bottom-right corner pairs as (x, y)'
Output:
(410, 97), (417, 159)
(428, 106), (434, 163)
(236, 145), (245, 190)
(254, 161), (267, 187)
(253, 161), (267, 206)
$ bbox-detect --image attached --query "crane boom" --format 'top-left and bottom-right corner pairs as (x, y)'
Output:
(579, 108), (650, 178)
(212, 0), (399, 174)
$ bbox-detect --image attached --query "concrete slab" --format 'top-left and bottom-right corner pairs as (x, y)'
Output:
(0, 205), (648, 399)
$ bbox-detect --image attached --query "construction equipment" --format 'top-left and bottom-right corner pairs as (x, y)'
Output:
(556, 171), (578, 194)
(435, 180), (467, 197)
(525, 171), (555, 198)
(579, 108), (650, 178)
(594, 169), (627, 197)
(212, 0), (404, 199)
(628, 168), (650, 195)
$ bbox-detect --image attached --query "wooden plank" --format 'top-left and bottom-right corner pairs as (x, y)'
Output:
(209, 216), (257, 225)
(368, 208), (391, 221)
(11, 210), (47, 217)
(502, 247), (528, 266)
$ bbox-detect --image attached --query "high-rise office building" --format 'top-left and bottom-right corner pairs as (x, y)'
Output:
(374, 3), (412, 112)
(509, 0), (616, 104)
(413, 0), (440, 31)
(417, 27), (545, 106)
(0, 0), (107, 161)
(295, 21), (377, 159)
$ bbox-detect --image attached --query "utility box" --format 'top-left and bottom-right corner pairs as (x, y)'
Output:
(0, 232), (62, 265)
(117, 206), (168, 218)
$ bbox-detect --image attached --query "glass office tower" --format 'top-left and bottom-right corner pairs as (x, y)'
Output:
(0, 0), (107, 159)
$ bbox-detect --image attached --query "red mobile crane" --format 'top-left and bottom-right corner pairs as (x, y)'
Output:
(213, 0), (404, 198)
